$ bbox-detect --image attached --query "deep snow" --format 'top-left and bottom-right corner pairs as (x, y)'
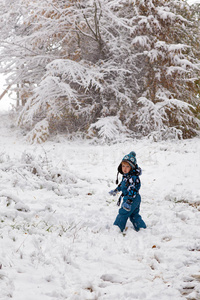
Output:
(0, 112), (200, 300)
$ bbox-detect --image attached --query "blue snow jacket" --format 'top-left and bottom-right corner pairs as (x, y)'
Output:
(115, 168), (141, 202)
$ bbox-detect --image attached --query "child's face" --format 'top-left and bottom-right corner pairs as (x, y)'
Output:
(122, 161), (132, 174)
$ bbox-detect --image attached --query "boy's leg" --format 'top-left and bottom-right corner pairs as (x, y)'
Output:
(114, 195), (142, 232)
(113, 209), (129, 232)
(129, 197), (146, 231)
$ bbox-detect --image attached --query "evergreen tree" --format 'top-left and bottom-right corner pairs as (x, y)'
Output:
(127, 0), (200, 139)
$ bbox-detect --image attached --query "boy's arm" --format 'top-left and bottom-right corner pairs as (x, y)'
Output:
(116, 183), (122, 192)
(109, 183), (122, 196)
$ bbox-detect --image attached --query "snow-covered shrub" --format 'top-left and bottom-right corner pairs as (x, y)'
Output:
(20, 150), (77, 186)
(26, 119), (49, 144)
(0, 149), (77, 199)
(88, 116), (130, 143)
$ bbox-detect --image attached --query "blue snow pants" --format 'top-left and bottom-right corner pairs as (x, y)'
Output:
(113, 194), (146, 232)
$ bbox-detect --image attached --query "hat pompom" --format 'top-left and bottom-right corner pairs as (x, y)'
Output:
(129, 151), (136, 157)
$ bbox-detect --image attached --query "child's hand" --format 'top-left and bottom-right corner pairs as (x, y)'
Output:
(122, 199), (132, 211)
(109, 189), (118, 196)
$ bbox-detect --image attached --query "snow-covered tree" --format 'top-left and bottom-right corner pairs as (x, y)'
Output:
(0, 0), (78, 105)
(189, 2), (200, 118)
(1, 0), (138, 139)
(124, 0), (200, 139)
(0, 0), (199, 142)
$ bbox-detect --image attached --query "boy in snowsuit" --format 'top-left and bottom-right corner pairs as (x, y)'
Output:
(109, 151), (146, 232)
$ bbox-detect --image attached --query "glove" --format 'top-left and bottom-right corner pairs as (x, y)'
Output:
(109, 189), (118, 196)
(122, 199), (132, 211)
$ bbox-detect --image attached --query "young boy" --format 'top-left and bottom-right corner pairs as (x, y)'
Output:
(109, 151), (146, 232)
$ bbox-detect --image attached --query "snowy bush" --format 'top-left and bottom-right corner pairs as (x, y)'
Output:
(0, 149), (77, 196)
(26, 119), (49, 144)
(88, 116), (131, 143)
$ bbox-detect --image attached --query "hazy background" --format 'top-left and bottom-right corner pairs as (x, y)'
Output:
(0, 74), (15, 111)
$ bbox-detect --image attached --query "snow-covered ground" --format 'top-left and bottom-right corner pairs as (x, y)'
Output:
(0, 111), (200, 300)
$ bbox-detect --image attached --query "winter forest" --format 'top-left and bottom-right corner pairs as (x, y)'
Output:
(0, 0), (200, 143)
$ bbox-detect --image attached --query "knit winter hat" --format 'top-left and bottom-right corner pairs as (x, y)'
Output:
(121, 151), (137, 170)
(116, 151), (137, 183)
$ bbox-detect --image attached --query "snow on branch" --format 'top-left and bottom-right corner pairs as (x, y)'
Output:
(137, 96), (166, 129)
(46, 59), (104, 91)
(132, 36), (151, 48)
(89, 116), (130, 143)
(18, 59), (105, 127)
